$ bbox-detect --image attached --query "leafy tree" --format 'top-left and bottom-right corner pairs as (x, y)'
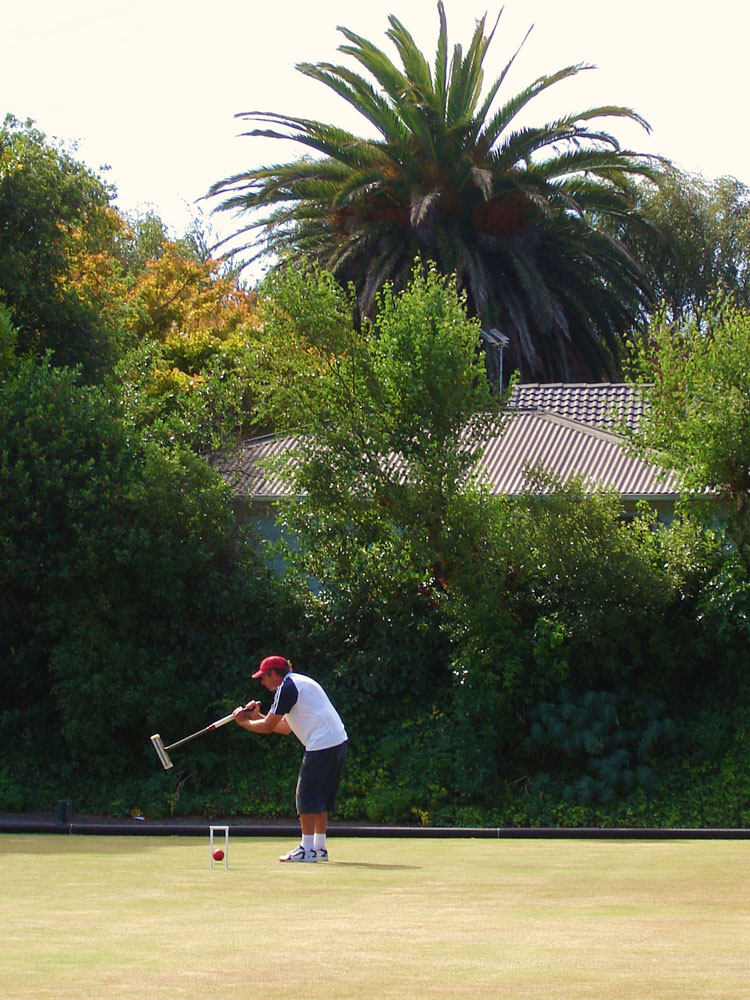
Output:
(631, 303), (750, 569)
(627, 304), (750, 744)
(438, 475), (721, 822)
(210, 3), (660, 380)
(444, 480), (716, 721)
(630, 168), (750, 323)
(0, 351), (287, 798)
(115, 208), (233, 284)
(114, 210), (172, 276)
(0, 115), (125, 378)
(120, 257), (416, 462)
(249, 262), (356, 430)
(271, 263), (495, 714)
(123, 240), (257, 343)
(115, 333), (261, 452)
(0, 301), (16, 367)
(113, 230), (264, 450)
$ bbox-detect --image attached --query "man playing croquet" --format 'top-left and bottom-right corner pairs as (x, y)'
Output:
(233, 655), (348, 862)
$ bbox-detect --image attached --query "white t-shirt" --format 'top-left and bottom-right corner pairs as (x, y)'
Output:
(269, 672), (347, 751)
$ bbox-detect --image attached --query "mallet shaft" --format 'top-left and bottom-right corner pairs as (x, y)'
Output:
(164, 713), (236, 751)
(151, 704), (257, 770)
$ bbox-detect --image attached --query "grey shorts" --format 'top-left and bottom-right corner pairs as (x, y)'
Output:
(295, 741), (348, 815)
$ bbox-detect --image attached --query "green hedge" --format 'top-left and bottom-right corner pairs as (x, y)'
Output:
(2, 362), (749, 827)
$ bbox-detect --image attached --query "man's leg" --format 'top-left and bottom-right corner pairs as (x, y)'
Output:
(299, 813), (328, 856)
(313, 812), (328, 859)
(299, 812), (326, 837)
(299, 813), (316, 836)
(293, 744), (346, 861)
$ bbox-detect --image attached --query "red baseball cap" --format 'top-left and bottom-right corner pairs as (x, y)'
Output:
(252, 655), (290, 679)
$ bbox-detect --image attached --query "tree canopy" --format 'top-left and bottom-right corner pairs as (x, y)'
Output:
(631, 301), (750, 570)
(210, 3), (660, 381)
(631, 169), (750, 323)
(0, 115), (124, 378)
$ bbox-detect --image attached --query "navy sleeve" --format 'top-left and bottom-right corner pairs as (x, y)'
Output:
(270, 675), (298, 716)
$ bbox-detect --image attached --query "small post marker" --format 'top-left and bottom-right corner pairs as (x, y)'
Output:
(209, 825), (229, 869)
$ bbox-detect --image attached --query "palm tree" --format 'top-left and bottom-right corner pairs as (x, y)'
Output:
(210, 3), (660, 381)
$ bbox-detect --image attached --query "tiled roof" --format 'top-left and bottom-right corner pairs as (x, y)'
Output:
(213, 383), (677, 502)
(508, 382), (649, 433)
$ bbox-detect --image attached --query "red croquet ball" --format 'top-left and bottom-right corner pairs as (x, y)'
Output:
(213, 848), (224, 861)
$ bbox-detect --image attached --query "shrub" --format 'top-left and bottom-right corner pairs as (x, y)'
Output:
(523, 687), (678, 806)
(0, 354), (295, 803)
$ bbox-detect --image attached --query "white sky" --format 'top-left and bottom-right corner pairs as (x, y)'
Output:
(4, 0), (749, 271)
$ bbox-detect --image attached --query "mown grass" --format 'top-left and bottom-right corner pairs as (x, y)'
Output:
(1, 834), (748, 999)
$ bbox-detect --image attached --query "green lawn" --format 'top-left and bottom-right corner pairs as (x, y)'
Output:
(1, 834), (748, 999)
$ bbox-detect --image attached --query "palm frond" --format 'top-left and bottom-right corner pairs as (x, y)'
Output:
(336, 26), (410, 101)
(209, 3), (661, 380)
(480, 63), (593, 149)
(471, 165), (494, 200)
(386, 14), (434, 103)
(433, 1), (449, 117)
(473, 22), (532, 138)
(410, 189), (442, 228)
(300, 62), (410, 146)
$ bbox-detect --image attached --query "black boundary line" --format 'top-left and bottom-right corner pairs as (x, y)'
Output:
(1, 818), (749, 839)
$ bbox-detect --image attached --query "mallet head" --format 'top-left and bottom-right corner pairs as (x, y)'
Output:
(150, 734), (173, 770)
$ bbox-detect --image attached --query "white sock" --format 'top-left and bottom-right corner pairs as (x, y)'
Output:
(313, 833), (326, 852)
(302, 834), (314, 851)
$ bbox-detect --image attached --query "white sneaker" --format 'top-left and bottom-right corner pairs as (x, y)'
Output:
(316, 848), (329, 861)
(279, 844), (317, 863)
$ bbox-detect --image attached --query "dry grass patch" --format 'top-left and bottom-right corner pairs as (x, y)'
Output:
(1, 834), (748, 999)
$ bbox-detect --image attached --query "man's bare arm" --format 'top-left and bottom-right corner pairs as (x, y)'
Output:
(233, 703), (290, 735)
